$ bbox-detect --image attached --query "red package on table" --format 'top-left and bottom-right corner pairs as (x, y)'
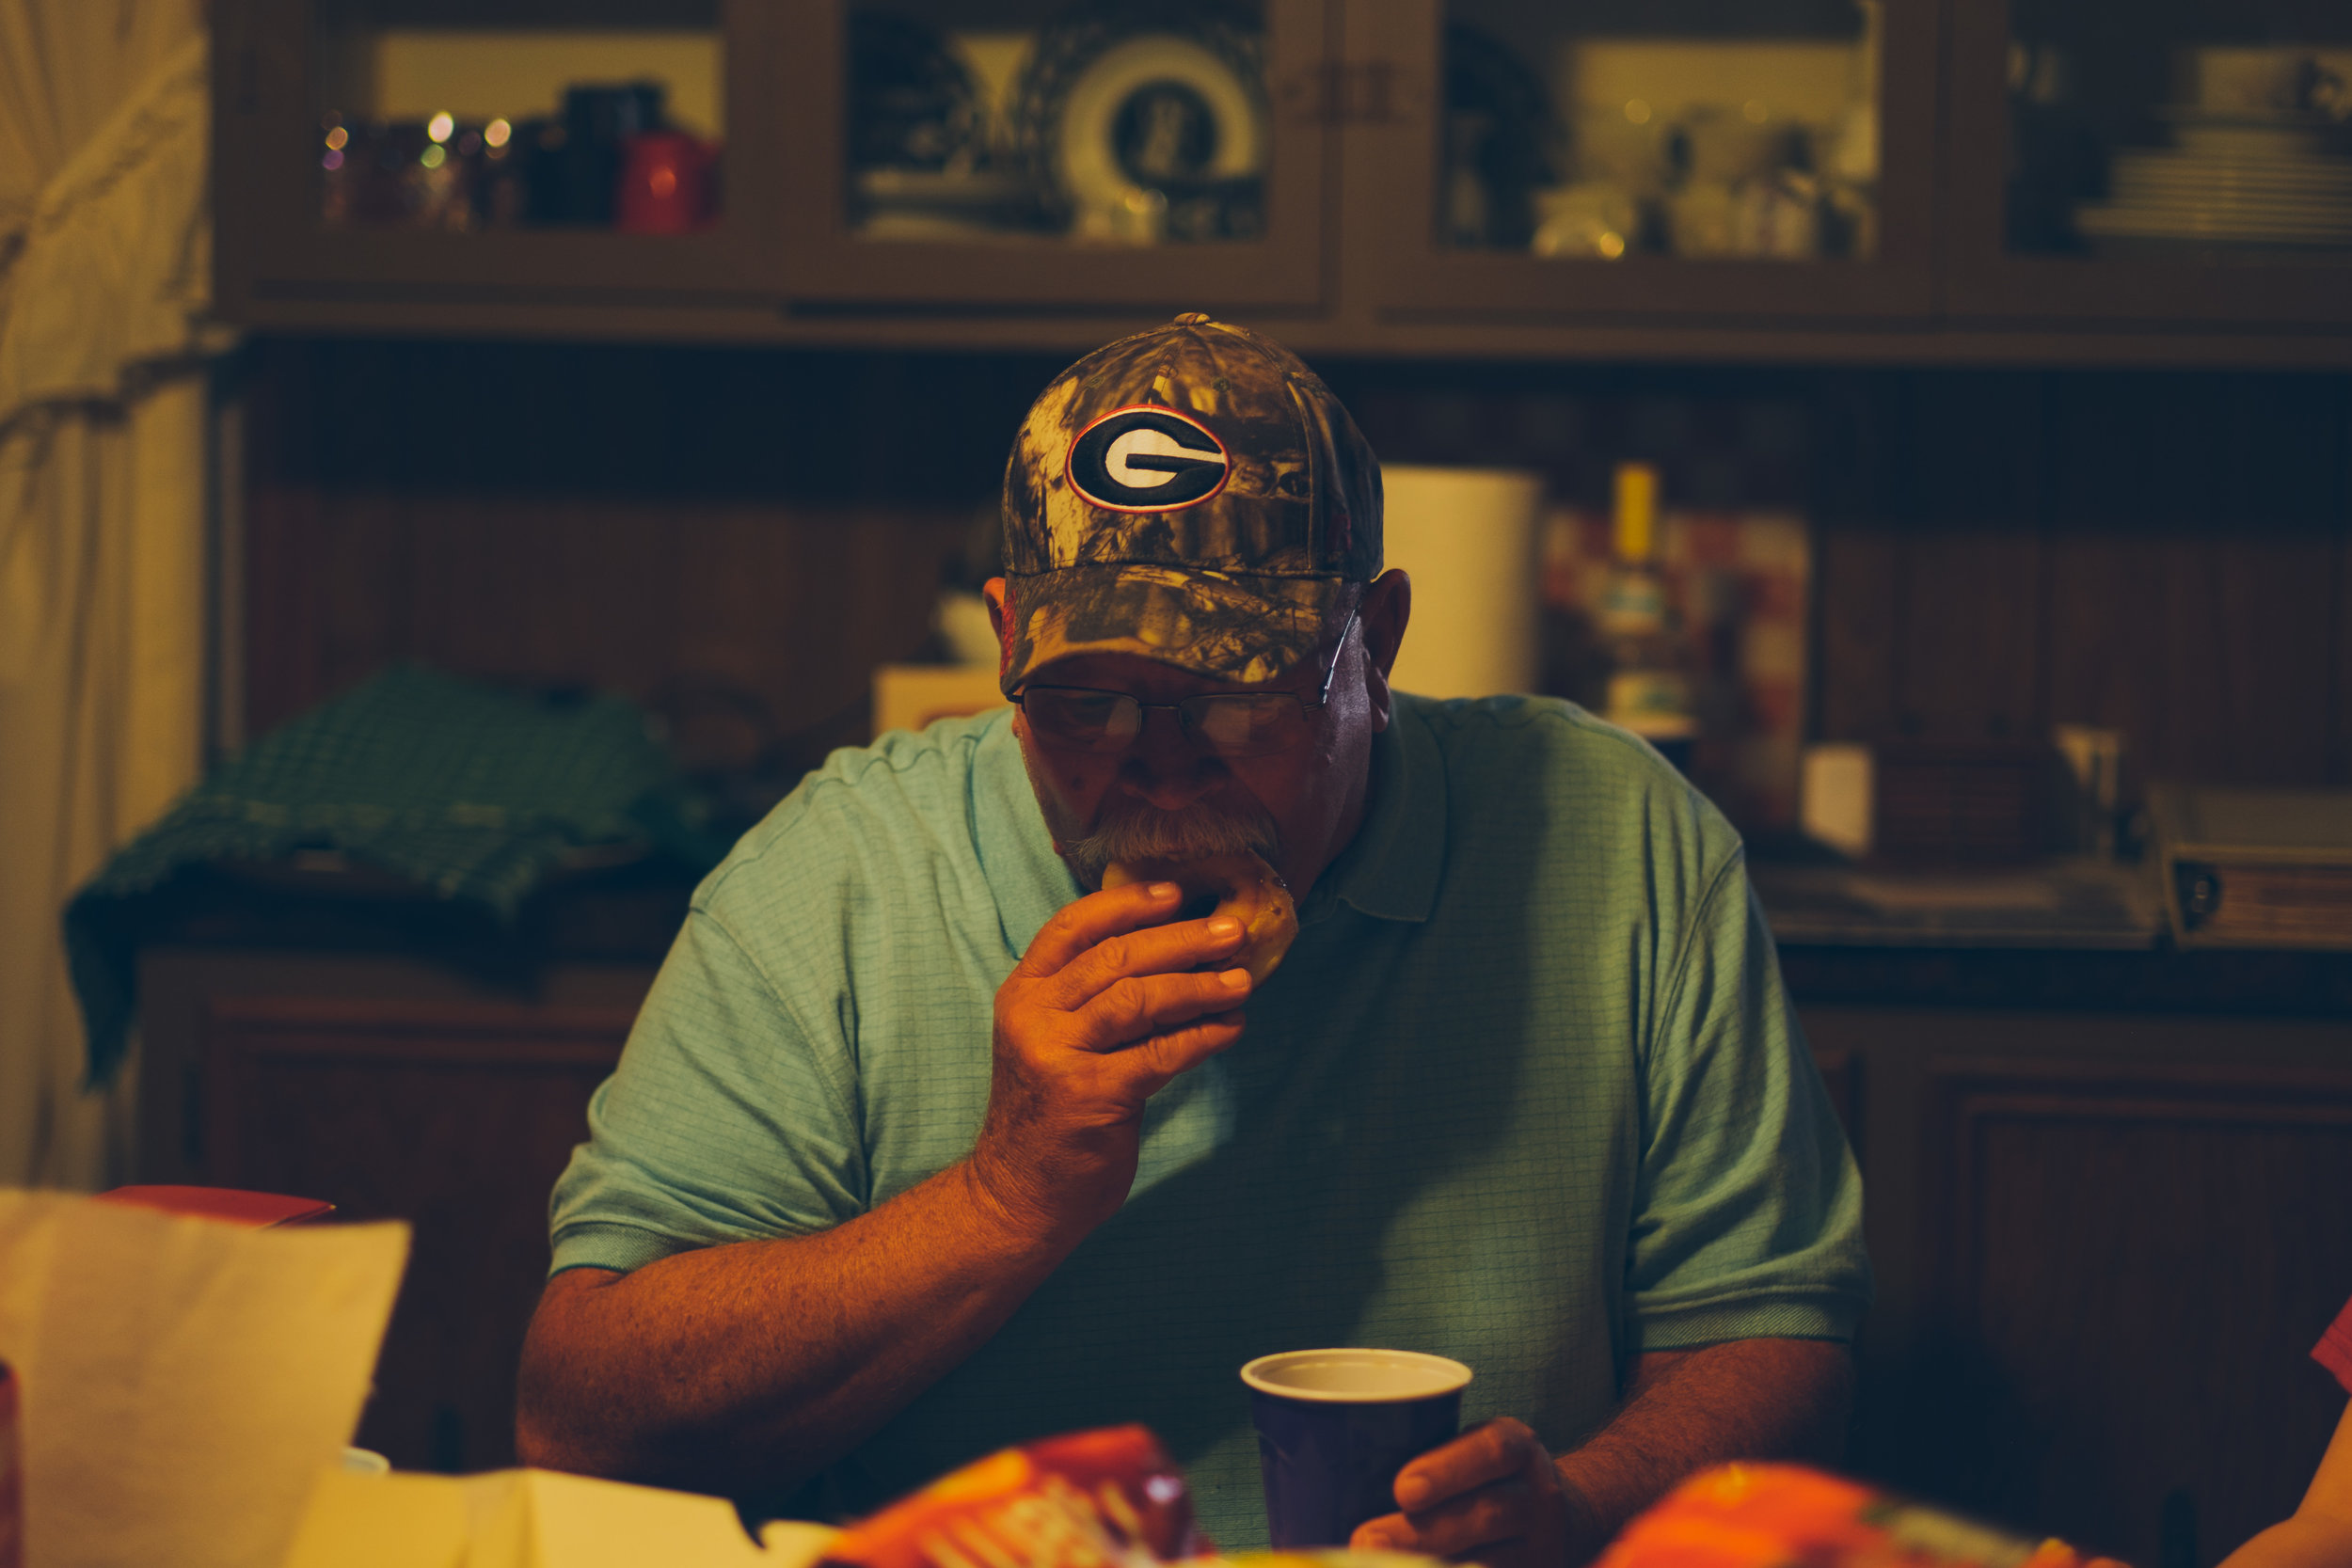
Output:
(823, 1426), (1205, 1568)
(1595, 1464), (2130, 1568)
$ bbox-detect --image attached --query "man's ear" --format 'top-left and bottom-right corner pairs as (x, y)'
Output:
(1358, 569), (1409, 733)
(983, 578), (1029, 741)
(984, 577), (1021, 678)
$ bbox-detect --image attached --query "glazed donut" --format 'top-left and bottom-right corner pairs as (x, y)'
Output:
(1104, 851), (1299, 984)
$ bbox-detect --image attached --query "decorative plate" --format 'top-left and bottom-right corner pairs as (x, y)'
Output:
(1009, 4), (1266, 240)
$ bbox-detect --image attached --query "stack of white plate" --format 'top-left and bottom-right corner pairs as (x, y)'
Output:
(2074, 110), (2352, 249)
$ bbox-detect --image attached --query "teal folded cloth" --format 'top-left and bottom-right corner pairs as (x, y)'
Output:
(67, 664), (702, 1088)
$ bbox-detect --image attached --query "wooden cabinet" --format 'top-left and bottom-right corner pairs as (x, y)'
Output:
(774, 0), (1334, 310)
(213, 0), (794, 325)
(208, 0), (2352, 362)
(1347, 1), (1942, 325)
(139, 948), (654, 1473)
(1944, 0), (2352, 329)
(135, 938), (2352, 1544)
(1928, 1060), (2352, 1566)
(1804, 1006), (2352, 1568)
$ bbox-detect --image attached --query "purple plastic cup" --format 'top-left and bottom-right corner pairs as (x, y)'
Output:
(1241, 1349), (1474, 1549)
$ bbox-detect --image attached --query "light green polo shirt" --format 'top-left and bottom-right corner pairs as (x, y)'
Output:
(548, 694), (1868, 1544)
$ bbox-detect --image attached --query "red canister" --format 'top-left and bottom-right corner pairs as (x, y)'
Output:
(615, 132), (717, 232)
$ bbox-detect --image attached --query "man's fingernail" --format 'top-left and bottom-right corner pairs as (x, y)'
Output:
(1208, 916), (1242, 939)
(1396, 1478), (1429, 1509)
(1149, 881), (1180, 898)
(1359, 1531), (1391, 1551)
(1220, 968), (1250, 989)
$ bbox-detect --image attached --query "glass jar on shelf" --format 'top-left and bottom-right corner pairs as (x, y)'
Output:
(1444, 0), (1883, 263)
(311, 0), (725, 235)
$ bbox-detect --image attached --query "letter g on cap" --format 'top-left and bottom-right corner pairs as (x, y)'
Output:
(1066, 405), (1232, 514)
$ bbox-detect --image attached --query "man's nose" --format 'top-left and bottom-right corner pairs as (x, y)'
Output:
(1120, 706), (1226, 811)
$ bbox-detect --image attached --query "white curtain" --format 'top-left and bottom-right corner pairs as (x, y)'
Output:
(0, 1), (228, 1188)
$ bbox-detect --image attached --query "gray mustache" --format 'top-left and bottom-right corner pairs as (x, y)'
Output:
(1061, 800), (1281, 889)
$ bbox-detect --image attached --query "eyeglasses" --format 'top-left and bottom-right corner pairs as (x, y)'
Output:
(1017, 607), (1358, 759)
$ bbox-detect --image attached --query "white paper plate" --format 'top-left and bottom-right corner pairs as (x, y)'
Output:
(2086, 219), (2352, 241)
(2114, 190), (2352, 207)
(2093, 190), (2352, 213)
(2114, 168), (2352, 193)
(2081, 205), (2352, 230)
(2076, 204), (2352, 244)
(2113, 174), (2352, 198)
(2159, 106), (2335, 149)
(2081, 198), (2352, 226)
(2094, 214), (2352, 235)
(2103, 186), (2352, 216)
(2171, 128), (2330, 158)
(2115, 155), (2352, 182)
(2119, 150), (2352, 170)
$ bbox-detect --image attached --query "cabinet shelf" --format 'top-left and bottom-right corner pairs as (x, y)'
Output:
(211, 0), (2352, 365)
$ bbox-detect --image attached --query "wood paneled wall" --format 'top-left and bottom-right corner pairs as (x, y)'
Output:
(239, 338), (1062, 768)
(238, 341), (2352, 804)
(203, 992), (639, 1472)
(1925, 1059), (2352, 1566)
(1811, 370), (2350, 797)
(1334, 357), (2352, 802)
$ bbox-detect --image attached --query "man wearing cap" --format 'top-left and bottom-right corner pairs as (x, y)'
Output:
(518, 316), (1867, 1565)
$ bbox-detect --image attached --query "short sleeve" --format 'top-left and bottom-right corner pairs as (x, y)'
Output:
(1622, 859), (1871, 1349)
(547, 904), (870, 1275)
(2317, 1294), (2352, 1393)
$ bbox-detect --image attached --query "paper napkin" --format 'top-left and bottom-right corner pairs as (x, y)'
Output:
(0, 1190), (408, 1568)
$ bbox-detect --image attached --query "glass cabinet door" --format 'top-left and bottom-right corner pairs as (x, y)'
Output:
(1353, 0), (1937, 320)
(1947, 0), (2352, 323)
(215, 0), (784, 310)
(776, 0), (1328, 309)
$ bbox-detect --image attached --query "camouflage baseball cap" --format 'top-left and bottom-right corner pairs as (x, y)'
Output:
(996, 313), (1382, 695)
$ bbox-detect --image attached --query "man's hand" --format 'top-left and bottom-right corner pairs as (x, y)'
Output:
(1349, 1342), (1854, 1568)
(1351, 1418), (1589, 1568)
(970, 879), (1252, 1240)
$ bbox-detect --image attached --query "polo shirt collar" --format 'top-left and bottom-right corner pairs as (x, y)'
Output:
(1300, 697), (1444, 927)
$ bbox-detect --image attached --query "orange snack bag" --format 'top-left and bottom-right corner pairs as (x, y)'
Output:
(1594, 1465), (2130, 1568)
(822, 1427), (1206, 1568)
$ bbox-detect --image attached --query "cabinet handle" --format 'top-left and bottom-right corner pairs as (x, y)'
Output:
(1276, 63), (1337, 125)
(1278, 62), (1417, 126)
(1350, 62), (1400, 125)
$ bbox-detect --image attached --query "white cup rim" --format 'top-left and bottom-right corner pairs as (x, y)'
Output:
(1240, 1348), (1473, 1403)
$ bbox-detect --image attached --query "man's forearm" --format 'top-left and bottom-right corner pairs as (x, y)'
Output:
(515, 1158), (1076, 1497)
(2218, 1398), (2352, 1568)
(2217, 1513), (2352, 1568)
(1555, 1339), (1856, 1560)
(518, 880), (1258, 1499)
